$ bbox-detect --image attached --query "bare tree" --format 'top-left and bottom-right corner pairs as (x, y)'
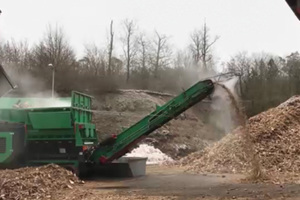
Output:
(0, 42), (4, 63)
(173, 50), (193, 69)
(0, 39), (31, 70)
(29, 25), (77, 92)
(151, 31), (172, 78)
(136, 33), (149, 75)
(80, 44), (106, 76)
(226, 52), (252, 97)
(284, 52), (300, 94)
(190, 22), (219, 71)
(189, 30), (202, 65)
(226, 52), (252, 77)
(111, 56), (123, 75)
(107, 20), (114, 76)
(31, 25), (76, 71)
(121, 19), (138, 82)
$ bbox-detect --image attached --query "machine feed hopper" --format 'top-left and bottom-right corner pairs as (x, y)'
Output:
(0, 91), (97, 173)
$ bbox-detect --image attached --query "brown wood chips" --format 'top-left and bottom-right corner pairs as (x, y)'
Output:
(180, 95), (300, 183)
(0, 164), (82, 200)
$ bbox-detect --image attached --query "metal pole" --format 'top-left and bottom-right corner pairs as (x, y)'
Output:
(48, 63), (54, 98)
(52, 67), (55, 98)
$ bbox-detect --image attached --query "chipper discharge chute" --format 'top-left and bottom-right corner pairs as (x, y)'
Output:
(0, 79), (214, 175)
(89, 79), (214, 164)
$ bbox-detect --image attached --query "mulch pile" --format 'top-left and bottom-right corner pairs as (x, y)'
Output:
(0, 164), (82, 199)
(180, 95), (300, 183)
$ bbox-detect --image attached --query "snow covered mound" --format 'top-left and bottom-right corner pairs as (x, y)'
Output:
(125, 144), (174, 165)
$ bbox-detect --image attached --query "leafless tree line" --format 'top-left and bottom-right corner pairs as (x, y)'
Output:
(2, 20), (299, 117)
(0, 20), (218, 93)
(225, 51), (300, 116)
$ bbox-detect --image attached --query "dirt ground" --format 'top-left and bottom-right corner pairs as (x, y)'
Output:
(53, 165), (300, 200)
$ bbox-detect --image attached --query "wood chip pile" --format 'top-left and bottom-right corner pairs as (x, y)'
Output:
(0, 164), (82, 199)
(180, 95), (300, 183)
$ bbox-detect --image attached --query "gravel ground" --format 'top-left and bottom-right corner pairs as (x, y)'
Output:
(54, 165), (300, 200)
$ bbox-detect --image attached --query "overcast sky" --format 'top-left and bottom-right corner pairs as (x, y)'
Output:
(1, 0), (300, 63)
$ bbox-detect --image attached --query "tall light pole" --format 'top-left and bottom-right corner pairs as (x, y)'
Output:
(48, 63), (55, 98)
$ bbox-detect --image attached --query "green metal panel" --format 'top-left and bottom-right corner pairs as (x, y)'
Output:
(0, 91), (97, 143)
(0, 97), (71, 109)
(0, 92), (93, 126)
(28, 111), (72, 129)
(74, 123), (97, 146)
(0, 132), (13, 163)
(71, 91), (93, 124)
(0, 109), (28, 123)
(91, 79), (214, 164)
(27, 129), (74, 140)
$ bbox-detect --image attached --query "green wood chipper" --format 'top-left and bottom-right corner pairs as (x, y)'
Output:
(0, 64), (214, 175)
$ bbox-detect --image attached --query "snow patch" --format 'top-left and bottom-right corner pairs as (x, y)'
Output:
(124, 144), (174, 165)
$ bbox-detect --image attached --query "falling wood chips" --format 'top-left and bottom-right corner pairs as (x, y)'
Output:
(180, 95), (300, 183)
(0, 164), (82, 200)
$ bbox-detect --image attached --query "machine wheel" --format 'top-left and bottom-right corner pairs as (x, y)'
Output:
(78, 163), (89, 177)
(65, 165), (79, 176)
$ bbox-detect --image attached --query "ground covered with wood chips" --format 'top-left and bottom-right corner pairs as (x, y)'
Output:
(0, 164), (83, 199)
(180, 95), (300, 184)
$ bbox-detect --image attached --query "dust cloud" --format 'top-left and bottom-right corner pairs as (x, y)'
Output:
(2, 64), (47, 96)
(208, 77), (239, 133)
(214, 80), (263, 180)
(176, 64), (240, 134)
(2, 64), (71, 108)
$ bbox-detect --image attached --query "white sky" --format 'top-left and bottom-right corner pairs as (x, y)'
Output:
(1, 0), (300, 63)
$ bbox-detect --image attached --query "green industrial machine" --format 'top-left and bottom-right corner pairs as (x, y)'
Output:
(0, 78), (214, 174)
(0, 92), (97, 172)
(89, 79), (214, 164)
